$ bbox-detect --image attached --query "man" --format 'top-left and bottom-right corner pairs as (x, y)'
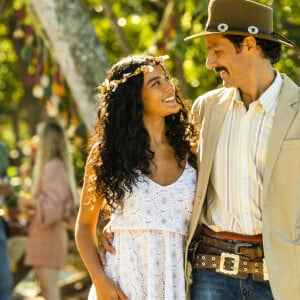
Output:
(0, 141), (12, 300)
(183, 0), (299, 299)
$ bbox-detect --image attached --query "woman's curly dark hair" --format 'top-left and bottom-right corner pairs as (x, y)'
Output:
(91, 54), (196, 209)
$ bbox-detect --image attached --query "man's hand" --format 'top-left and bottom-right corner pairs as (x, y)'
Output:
(99, 224), (115, 266)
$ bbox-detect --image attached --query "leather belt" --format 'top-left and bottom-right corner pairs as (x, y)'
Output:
(201, 224), (263, 243)
(191, 225), (268, 281)
(193, 253), (269, 281)
(200, 234), (263, 260)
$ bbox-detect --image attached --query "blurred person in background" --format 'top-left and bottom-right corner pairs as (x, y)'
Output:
(0, 141), (12, 300)
(18, 120), (78, 300)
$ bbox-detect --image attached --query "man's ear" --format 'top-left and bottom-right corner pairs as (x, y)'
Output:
(243, 36), (257, 51)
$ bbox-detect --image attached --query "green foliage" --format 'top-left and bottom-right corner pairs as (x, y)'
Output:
(0, 36), (24, 120)
(2, 0), (300, 110)
(84, 0), (300, 101)
(0, 0), (300, 190)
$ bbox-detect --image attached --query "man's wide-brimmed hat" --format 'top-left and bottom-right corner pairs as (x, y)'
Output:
(184, 0), (296, 48)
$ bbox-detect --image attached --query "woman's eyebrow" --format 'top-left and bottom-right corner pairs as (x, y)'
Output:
(146, 76), (161, 85)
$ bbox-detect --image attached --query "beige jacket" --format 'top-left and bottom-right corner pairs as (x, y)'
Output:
(185, 74), (300, 300)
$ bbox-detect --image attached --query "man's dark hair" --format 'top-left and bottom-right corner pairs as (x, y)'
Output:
(225, 34), (282, 64)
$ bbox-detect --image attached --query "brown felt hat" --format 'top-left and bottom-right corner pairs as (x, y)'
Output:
(184, 0), (296, 48)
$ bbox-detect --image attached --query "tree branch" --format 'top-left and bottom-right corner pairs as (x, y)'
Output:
(102, 0), (132, 56)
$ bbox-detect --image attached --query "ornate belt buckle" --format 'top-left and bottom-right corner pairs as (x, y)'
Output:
(217, 252), (240, 275)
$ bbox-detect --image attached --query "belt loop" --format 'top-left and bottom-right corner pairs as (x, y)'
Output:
(233, 243), (253, 254)
(188, 240), (199, 262)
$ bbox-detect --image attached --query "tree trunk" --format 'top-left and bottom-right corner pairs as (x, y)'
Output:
(30, 0), (110, 131)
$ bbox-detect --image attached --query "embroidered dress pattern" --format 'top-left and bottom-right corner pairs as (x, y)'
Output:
(88, 164), (196, 300)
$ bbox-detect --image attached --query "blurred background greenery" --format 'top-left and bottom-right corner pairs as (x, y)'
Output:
(0, 0), (299, 196)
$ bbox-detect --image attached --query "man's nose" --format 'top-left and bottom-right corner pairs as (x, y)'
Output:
(206, 52), (216, 70)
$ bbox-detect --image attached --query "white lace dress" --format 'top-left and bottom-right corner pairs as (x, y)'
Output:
(88, 163), (197, 300)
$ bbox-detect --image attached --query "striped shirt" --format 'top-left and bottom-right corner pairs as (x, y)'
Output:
(202, 72), (282, 235)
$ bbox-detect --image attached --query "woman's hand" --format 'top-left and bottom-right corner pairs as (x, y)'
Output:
(18, 194), (36, 216)
(93, 273), (128, 300)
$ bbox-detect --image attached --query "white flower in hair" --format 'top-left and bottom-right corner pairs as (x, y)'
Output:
(99, 55), (169, 94)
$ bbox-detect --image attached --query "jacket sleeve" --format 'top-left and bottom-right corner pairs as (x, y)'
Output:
(35, 159), (72, 228)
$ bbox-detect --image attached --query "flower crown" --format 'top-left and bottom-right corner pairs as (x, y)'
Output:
(99, 55), (169, 94)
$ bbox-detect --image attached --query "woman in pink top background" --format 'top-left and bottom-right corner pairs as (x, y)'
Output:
(18, 120), (78, 300)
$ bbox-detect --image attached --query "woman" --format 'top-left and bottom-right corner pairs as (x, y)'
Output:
(75, 54), (197, 300)
(18, 120), (78, 300)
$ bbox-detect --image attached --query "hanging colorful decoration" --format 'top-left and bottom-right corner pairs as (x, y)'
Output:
(12, 3), (88, 150)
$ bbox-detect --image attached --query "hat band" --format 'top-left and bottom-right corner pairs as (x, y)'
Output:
(205, 24), (296, 48)
(206, 24), (272, 35)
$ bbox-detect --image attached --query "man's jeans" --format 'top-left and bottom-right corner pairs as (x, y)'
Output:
(0, 219), (12, 300)
(191, 269), (274, 300)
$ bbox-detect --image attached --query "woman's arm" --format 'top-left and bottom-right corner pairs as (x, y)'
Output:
(75, 150), (128, 300)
